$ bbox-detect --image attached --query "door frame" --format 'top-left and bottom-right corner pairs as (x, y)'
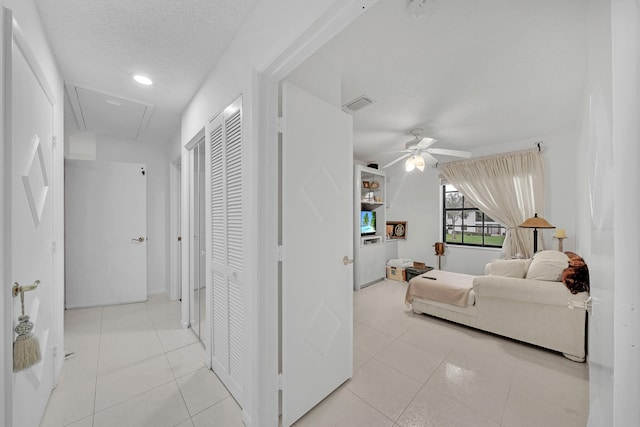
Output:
(255, 1), (377, 423)
(181, 129), (209, 351)
(169, 156), (182, 301)
(1, 8), (11, 424)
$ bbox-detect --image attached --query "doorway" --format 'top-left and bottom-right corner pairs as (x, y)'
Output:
(187, 136), (206, 344)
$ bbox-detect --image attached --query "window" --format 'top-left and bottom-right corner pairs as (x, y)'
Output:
(443, 184), (506, 247)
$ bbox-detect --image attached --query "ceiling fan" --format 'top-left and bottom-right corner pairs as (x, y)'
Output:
(382, 128), (472, 171)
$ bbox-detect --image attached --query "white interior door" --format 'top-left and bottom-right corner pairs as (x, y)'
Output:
(206, 98), (245, 405)
(4, 9), (58, 426)
(65, 160), (147, 307)
(281, 81), (354, 426)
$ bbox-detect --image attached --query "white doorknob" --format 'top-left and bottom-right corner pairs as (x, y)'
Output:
(343, 256), (354, 265)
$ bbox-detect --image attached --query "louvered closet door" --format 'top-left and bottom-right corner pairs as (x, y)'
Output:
(206, 97), (244, 404)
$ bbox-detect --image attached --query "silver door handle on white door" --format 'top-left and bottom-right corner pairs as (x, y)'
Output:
(343, 256), (354, 265)
(131, 237), (145, 243)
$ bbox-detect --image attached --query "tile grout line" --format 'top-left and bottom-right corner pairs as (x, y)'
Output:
(342, 387), (397, 426)
(390, 341), (450, 425)
(92, 306), (104, 427)
(148, 297), (199, 425)
(90, 299), (196, 422)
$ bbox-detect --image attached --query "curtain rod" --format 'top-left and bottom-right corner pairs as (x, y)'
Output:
(435, 141), (543, 168)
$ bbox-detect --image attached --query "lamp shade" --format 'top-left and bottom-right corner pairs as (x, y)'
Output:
(405, 156), (416, 172)
(519, 213), (555, 229)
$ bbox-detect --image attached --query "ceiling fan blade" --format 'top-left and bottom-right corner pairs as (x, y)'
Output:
(427, 148), (472, 158)
(384, 149), (412, 154)
(421, 152), (439, 164)
(416, 137), (437, 149)
(382, 152), (412, 168)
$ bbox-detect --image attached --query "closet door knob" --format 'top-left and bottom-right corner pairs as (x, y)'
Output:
(343, 256), (354, 265)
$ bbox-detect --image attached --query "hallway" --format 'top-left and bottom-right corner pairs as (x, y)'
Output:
(40, 295), (242, 426)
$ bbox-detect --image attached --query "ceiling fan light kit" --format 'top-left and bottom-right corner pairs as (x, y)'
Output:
(405, 157), (416, 172)
(405, 154), (425, 172)
(384, 128), (472, 172)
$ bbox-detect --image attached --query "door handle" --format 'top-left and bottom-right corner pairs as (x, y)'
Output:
(11, 280), (40, 298)
(132, 237), (145, 243)
(343, 256), (354, 265)
(12, 280), (40, 316)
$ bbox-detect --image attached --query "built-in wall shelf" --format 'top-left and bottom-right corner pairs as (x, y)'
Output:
(361, 235), (382, 245)
(354, 165), (387, 290)
(361, 201), (385, 210)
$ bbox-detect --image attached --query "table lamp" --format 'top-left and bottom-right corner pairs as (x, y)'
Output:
(519, 213), (555, 253)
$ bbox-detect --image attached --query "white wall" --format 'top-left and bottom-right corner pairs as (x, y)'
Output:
(578, 0), (640, 425)
(178, 2), (379, 424)
(0, 0), (66, 421)
(93, 135), (170, 296)
(285, 52), (342, 107)
(385, 128), (580, 275)
(576, 1), (614, 424)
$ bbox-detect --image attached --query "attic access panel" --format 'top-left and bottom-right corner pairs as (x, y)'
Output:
(67, 84), (153, 140)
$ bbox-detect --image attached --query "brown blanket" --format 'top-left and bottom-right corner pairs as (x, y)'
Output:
(562, 252), (590, 294)
(405, 270), (475, 307)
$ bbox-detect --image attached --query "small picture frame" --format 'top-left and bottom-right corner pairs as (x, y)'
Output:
(362, 181), (370, 188)
(387, 221), (407, 239)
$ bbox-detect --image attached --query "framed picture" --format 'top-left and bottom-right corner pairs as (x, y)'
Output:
(362, 181), (370, 188)
(387, 221), (407, 239)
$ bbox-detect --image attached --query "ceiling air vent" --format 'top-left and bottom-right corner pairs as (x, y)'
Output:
(343, 95), (373, 111)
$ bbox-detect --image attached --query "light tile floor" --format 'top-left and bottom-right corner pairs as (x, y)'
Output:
(41, 294), (242, 427)
(295, 279), (589, 427)
(42, 280), (589, 426)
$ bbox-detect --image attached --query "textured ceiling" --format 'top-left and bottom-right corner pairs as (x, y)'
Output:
(34, 0), (260, 144)
(298, 0), (587, 165)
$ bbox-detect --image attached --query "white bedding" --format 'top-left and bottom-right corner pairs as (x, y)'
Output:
(405, 270), (475, 307)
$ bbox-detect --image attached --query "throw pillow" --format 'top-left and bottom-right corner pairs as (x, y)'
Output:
(525, 250), (569, 281)
(562, 252), (590, 294)
(485, 259), (532, 278)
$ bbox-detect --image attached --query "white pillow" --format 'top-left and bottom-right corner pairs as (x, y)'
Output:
(525, 250), (569, 281)
(485, 259), (532, 278)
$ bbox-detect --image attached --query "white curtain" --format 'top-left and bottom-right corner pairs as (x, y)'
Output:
(440, 149), (545, 258)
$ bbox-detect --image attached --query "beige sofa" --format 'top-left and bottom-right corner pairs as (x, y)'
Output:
(409, 251), (590, 362)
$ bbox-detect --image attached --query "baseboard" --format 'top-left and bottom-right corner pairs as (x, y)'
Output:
(147, 288), (167, 296)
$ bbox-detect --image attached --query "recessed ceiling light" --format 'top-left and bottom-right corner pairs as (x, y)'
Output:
(133, 74), (153, 86)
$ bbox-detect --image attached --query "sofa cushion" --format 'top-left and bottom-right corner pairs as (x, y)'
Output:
(525, 250), (569, 281)
(473, 275), (584, 306)
(485, 259), (532, 278)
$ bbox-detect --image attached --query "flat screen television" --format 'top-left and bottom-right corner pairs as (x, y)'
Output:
(360, 210), (376, 235)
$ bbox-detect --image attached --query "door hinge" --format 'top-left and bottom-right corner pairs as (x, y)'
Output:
(276, 245), (285, 262)
(277, 117), (284, 134)
(51, 135), (57, 149)
(277, 373), (284, 390)
(51, 240), (57, 252)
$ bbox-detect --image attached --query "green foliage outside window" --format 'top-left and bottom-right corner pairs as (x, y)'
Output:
(442, 185), (506, 248)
